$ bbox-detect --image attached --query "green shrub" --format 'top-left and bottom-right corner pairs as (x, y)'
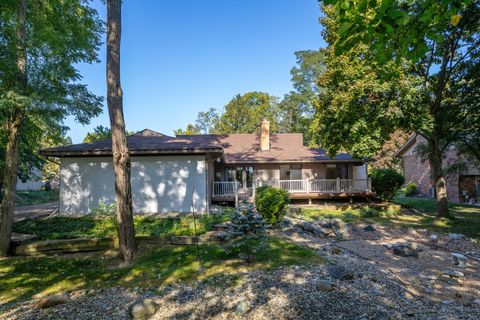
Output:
(254, 185), (290, 224)
(359, 207), (380, 218)
(91, 202), (116, 217)
(225, 201), (268, 262)
(404, 181), (418, 197)
(370, 168), (405, 201)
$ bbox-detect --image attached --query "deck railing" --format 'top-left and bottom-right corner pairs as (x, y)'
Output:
(213, 181), (238, 196)
(213, 178), (371, 197)
(275, 178), (371, 194)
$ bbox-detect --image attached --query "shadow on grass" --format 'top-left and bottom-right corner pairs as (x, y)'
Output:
(0, 237), (323, 309)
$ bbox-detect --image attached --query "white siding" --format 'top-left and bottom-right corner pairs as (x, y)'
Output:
(60, 155), (207, 215)
(16, 168), (43, 191)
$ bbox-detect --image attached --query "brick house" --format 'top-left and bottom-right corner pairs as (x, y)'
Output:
(395, 134), (480, 203)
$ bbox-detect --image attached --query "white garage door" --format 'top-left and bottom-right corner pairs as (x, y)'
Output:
(60, 155), (207, 215)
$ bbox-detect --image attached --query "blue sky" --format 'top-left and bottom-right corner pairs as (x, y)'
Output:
(67, 0), (324, 143)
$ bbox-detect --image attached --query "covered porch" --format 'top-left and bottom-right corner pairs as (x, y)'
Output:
(210, 162), (373, 203)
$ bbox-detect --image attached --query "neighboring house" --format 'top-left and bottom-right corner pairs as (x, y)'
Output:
(395, 134), (480, 203)
(16, 168), (43, 191)
(40, 121), (372, 215)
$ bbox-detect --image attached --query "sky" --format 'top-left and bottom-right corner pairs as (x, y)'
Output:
(66, 0), (325, 143)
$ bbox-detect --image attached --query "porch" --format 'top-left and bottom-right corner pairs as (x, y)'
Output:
(211, 178), (373, 202)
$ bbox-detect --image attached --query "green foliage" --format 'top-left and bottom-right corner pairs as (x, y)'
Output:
(299, 206), (400, 223)
(173, 124), (202, 136)
(254, 186), (290, 224)
(370, 168), (405, 200)
(15, 190), (59, 207)
(83, 125), (135, 143)
(13, 212), (231, 241)
(225, 201), (268, 262)
(0, 237), (323, 304)
(91, 202), (116, 217)
(0, 0), (104, 189)
(214, 92), (279, 134)
(404, 181), (418, 197)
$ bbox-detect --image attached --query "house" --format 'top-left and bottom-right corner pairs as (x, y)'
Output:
(16, 168), (43, 191)
(395, 134), (480, 203)
(40, 120), (372, 215)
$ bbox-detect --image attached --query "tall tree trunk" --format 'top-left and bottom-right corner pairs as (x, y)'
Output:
(0, 0), (27, 257)
(107, 0), (136, 261)
(428, 135), (450, 218)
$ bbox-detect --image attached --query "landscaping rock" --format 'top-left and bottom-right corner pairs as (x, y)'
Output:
(316, 280), (335, 292)
(383, 243), (393, 250)
(129, 298), (158, 319)
(34, 294), (68, 309)
(474, 299), (480, 305)
(451, 253), (468, 267)
(376, 310), (390, 320)
(142, 298), (158, 315)
(129, 302), (148, 319)
(448, 233), (465, 240)
(364, 224), (376, 232)
(429, 234), (438, 243)
(327, 265), (354, 280)
(332, 247), (342, 255)
(392, 242), (420, 257)
(235, 299), (251, 316)
(299, 221), (330, 237)
(329, 219), (350, 239)
(443, 269), (464, 278)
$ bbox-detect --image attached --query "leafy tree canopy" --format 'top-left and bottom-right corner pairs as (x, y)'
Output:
(83, 125), (134, 143)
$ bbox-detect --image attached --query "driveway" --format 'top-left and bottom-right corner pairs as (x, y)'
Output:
(14, 202), (58, 222)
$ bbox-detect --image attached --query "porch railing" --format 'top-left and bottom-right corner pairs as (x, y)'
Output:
(275, 178), (371, 194)
(213, 181), (238, 196)
(213, 178), (371, 197)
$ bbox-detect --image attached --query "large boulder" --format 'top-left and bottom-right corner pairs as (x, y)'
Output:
(34, 294), (68, 309)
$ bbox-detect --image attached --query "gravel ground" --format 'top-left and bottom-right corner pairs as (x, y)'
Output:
(2, 219), (480, 320)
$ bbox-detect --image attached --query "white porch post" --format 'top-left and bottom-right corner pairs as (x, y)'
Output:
(336, 177), (340, 192)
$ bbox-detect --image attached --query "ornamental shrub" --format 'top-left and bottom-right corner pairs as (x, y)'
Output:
(404, 181), (418, 197)
(254, 185), (290, 224)
(225, 201), (267, 262)
(370, 168), (405, 201)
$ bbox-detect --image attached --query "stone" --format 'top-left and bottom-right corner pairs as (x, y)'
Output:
(448, 233), (465, 240)
(328, 265), (354, 281)
(376, 310), (390, 320)
(332, 247), (342, 255)
(451, 253), (468, 267)
(442, 300), (451, 305)
(473, 299), (480, 305)
(316, 280), (335, 292)
(142, 298), (158, 315)
(383, 243), (393, 250)
(364, 224), (376, 232)
(299, 221), (330, 237)
(429, 234), (438, 242)
(392, 243), (419, 257)
(235, 299), (251, 316)
(286, 207), (301, 215)
(443, 269), (464, 278)
(34, 294), (68, 309)
(129, 302), (148, 319)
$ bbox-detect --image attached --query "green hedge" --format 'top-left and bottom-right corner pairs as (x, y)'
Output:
(370, 168), (405, 200)
(254, 186), (290, 224)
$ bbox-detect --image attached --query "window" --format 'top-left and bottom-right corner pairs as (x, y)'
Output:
(280, 164), (302, 180)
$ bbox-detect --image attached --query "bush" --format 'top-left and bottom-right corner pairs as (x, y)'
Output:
(254, 185), (290, 224)
(404, 181), (418, 197)
(225, 201), (268, 262)
(370, 168), (405, 201)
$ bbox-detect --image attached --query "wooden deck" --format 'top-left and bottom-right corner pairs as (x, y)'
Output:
(212, 191), (374, 203)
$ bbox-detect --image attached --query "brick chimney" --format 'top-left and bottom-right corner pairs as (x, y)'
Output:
(260, 119), (270, 151)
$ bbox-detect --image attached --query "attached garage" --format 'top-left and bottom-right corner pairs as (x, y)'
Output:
(41, 129), (223, 215)
(60, 155), (207, 215)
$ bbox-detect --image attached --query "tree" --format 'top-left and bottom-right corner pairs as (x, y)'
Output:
(214, 92), (279, 134)
(173, 124), (201, 136)
(0, 0), (103, 256)
(371, 131), (411, 171)
(316, 1), (480, 218)
(83, 125), (133, 143)
(84, 125), (112, 143)
(107, 0), (136, 261)
(195, 107), (220, 134)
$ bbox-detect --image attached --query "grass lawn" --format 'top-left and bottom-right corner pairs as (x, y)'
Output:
(15, 190), (59, 207)
(297, 197), (480, 239)
(0, 237), (323, 305)
(13, 213), (232, 240)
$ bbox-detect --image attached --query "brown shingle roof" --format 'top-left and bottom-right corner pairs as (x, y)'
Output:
(177, 133), (357, 163)
(41, 129), (359, 163)
(40, 129), (223, 157)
